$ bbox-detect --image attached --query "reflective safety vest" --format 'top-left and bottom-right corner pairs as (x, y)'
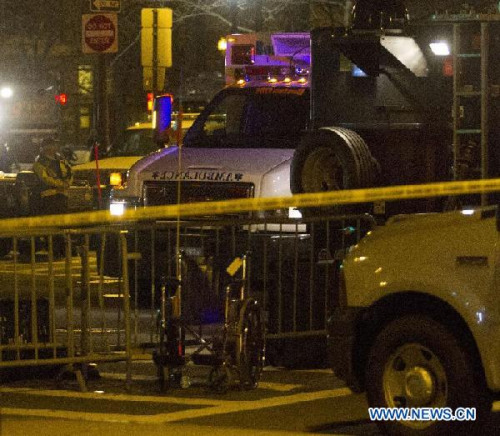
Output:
(33, 155), (73, 198)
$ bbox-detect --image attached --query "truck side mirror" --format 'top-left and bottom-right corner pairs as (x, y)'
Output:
(153, 94), (173, 145)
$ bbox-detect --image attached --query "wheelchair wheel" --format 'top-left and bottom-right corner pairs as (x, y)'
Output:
(208, 364), (231, 394)
(238, 300), (265, 390)
(157, 364), (170, 393)
(158, 365), (185, 392)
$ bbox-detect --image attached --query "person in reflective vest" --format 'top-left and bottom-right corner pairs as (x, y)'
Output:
(33, 138), (73, 215)
(32, 138), (73, 259)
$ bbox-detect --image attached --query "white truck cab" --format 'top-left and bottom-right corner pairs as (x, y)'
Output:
(328, 207), (500, 434)
(110, 85), (309, 216)
(110, 33), (311, 218)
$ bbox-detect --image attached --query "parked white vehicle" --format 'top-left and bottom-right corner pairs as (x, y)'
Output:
(328, 207), (499, 434)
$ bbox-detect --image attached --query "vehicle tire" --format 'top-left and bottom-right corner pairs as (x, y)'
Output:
(290, 127), (379, 215)
(365, 315), (491, 435)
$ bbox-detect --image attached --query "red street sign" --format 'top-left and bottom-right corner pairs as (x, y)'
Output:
(82, 13), (118, 53)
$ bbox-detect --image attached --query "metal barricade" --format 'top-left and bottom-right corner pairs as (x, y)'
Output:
(99, 213), (376, 369)
(0, 211), (375, 386)
(0, 227), (133, 391)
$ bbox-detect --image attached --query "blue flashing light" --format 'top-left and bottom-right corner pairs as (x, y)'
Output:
(352, 65), (368, 77)
(154, 94), (173, 143)
(156, 94), (173, 132)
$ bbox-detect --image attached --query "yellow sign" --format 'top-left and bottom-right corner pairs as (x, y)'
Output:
(141, 8), (172, 68)
(226, 257), (243, 277)
(90, 0), (120, 12)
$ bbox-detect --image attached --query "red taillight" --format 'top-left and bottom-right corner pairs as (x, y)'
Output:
(443, 57), (453, 77)
(55, 93), (68, 105)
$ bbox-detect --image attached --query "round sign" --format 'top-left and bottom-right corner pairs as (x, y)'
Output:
(84, 14), (116, 52)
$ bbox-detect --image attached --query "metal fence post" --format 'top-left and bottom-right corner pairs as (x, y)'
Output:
(120, 232), (132, 392)
(80, 234), (90, 359)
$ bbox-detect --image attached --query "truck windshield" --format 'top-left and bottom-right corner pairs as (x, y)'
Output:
(107, 128), (158, 157)
(184, 88), (310, 149)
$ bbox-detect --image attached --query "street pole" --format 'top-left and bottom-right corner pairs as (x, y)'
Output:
(96, 54), (110, 151)
(230, 0), (238, 33)
(152, 9), (158, 100)
(344, 0), (354, 27)
(254, 0), (263, 32)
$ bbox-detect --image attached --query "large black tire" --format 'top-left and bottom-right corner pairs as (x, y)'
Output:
(290, 127), (379, 214)
(365, 315), (491, 436)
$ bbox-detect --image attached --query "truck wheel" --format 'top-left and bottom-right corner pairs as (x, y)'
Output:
(290, 127), (379, 214)
(365, 315), (490, 435)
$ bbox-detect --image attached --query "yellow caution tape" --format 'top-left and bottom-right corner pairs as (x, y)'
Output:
(0, 178), (500, 233)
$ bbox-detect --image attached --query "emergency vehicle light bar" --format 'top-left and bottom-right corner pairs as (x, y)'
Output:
(225, 32), (311, 86)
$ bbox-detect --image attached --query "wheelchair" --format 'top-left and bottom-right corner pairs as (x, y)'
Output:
(152, 252), (265, 393)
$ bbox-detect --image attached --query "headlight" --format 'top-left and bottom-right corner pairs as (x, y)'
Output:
(288, 207), (302, 219)
(110, 201), (125, 216)
(109, 172), (125, 187)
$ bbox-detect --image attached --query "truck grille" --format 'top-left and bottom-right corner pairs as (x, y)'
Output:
(143, 181), (254, 215)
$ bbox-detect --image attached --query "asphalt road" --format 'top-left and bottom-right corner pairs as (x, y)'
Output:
(0, 253), (381, 435)
(0, 255), (499, 435)
(1, 359), (500, 436)
(0, 360), (380, 436)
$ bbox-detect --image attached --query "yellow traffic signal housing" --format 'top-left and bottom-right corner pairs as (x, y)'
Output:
(143, 67), (166, 93)
(141, 8), (172, 68)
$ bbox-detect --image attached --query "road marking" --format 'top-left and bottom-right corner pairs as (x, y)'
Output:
(256, 382), (302, 392)
(0, 386), (224, 406)
(0, 387), (353, 424)
(98, 372), (302, 392)
(154, 388), (353, 424)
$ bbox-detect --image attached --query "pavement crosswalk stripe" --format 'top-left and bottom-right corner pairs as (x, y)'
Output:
(254, 382), (302, 392)
(151, 388), (353, 423)
(0, 386), (225, 406)
(0, 387), (353, 424)
(0, 407), (151, 424)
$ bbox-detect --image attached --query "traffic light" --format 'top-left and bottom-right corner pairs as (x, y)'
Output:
(147, 92), (154, 112)
(55, 93), (68, 105)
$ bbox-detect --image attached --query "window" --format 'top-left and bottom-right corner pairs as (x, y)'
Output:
(185, 88), (309, 149)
